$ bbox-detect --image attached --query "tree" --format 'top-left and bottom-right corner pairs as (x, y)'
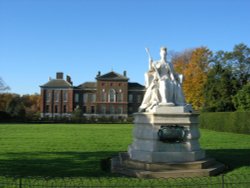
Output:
(172, 49), (193, 73)
(212, 43), (250, 89)
(183, 47), (212, 110)
(230, 43), (250, 88)
(22, 94), (41, 119)
(203, 43), (250, 112)
(0, 77), (10, 92)
(172, 47), (212, 110)
(6, 95), (26, 118)
(233, 83), (250, 111)
(0, 93), (16, 112)
(203, 62), (237, 112)
(72, 106), (83, 122)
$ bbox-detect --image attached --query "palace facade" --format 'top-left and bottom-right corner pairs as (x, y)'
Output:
(40, 71), (145, 118)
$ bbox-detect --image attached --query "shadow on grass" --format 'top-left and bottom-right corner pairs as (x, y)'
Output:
(0, 151), (121, 178)
(206, 149), (250, 171)
(0, 149), (249, 178)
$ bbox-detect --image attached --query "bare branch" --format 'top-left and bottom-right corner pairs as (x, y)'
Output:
(0, 77), (10, 92)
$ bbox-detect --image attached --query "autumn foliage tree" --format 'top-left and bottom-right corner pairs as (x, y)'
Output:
(22, 94), (41, 119)
(172, 49), (193, 74)
(0, 93), (40, 121)
(172, 47), (212, 110)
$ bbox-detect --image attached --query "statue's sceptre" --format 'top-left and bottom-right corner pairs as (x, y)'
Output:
(145, 48), (152, 61)
(145, 48), (161, 80)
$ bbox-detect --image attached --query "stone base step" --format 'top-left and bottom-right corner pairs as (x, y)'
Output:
(119, 152), (215, 170)
(114, 162), (225, 178)
(113, 164), (224, 178)
(111, 152), (225, 178)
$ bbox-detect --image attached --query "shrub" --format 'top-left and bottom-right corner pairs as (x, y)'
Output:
(199, 112), (250, 134)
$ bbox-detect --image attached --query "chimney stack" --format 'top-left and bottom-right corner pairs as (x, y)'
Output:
(66, 75), (73, 85)
(56, 72), (63, 79)
(123, 70), (127, 77)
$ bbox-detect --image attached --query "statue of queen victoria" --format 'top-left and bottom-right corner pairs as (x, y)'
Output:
(139, 47), (186, 112)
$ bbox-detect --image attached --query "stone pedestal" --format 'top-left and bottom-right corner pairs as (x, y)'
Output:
(111, 106), (225, 178)
(128, 106), (205, 163)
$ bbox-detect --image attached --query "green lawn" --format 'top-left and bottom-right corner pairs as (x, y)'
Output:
(0, 124), (249, 186)
(0, 124), (132, 177)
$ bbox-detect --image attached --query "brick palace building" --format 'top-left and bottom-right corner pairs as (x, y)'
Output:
(40, 71), (145, 118)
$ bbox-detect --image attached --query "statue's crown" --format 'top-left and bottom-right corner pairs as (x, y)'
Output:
(160, 47), (167, 52)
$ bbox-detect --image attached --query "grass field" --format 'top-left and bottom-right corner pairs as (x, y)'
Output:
(0, 124), (249, 186)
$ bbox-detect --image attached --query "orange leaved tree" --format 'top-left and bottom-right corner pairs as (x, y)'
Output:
(172, 47), (212, 110)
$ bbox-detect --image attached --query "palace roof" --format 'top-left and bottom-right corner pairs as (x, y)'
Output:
(40, 79), (72, 88)
(96, 71), (129, 81)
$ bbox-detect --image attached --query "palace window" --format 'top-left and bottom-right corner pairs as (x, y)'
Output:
(109, 89), (116, 102)
(117, 89), (123, 102)
(83, 93), (88, 103)
(75, 93), (79, 103)
(54, 92), (59, 102)
(55, 105), (58, 113)
(137, 95), (142, 103)
(110, 105), (115, 114)
(129, 106), (133, 113)
(46, 92), (51, 102)
(117, 93), (123, 102)
(91, 106), (95, 114)
(101, 90), (106, 102)
(117, 106), (123, 114)
(63, 105), (67, 113)
(45, 105), (50, 113)
(129, 94), (133, 103)
(63, 91), (68, 102)
(90, 94), (96, 103)
(101, 105), (106, 114)
(83, 106), (86, 113)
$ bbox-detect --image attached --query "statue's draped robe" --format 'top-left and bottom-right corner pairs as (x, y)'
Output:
(139, 59), (185, 112)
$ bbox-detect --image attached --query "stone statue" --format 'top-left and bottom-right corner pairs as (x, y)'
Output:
(139, 47), (186, 112)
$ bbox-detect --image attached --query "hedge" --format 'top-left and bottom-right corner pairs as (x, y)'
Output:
(199, 112), (250, 134)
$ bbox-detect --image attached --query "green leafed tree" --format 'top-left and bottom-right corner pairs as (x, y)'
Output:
(203, 43), (250, 112)
(72, 105), (83, 122)
(233, 83), (250, 111)
(230, 43), (250, 88)
(203, 62), (237, 112)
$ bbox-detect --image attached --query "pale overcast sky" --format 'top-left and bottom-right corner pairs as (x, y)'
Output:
(0, 0), (250, 94)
